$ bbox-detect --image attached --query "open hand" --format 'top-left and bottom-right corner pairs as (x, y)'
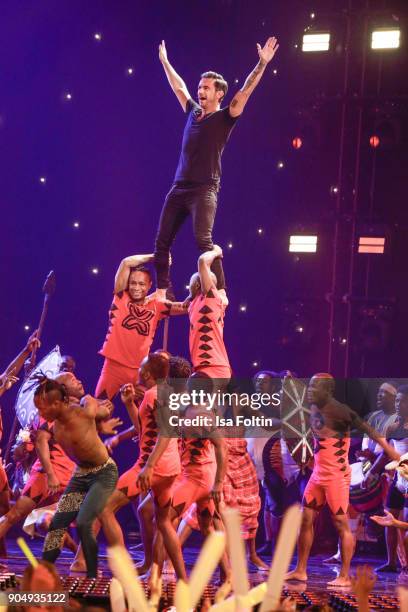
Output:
(120, 383), (136, 406)
(257, 36), (279, 65)
(371, 509), (396, 527)
(99, 417), (123, 436)
(0, 373), (19, 397)
(159, 40), (168, 63)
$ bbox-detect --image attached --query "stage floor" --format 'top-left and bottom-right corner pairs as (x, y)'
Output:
(0, 537), (403, 609)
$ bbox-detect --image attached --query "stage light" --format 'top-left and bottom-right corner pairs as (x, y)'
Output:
(302, 33), (330, 52)
(73, 221), (80, 228)
(234, 78), (239, 84)
(252, 361), (259, 367)
(273, 69), (278, 75)
(91, 267), (99, 274)
(292, 137), (303, 149)
(295, 325), (304, 333)
(310, 12), (316, 19)
(185, 285), (189, 290)
(239, 305), (247, 312)
(24, 325), (30, 331)
(369, 135), (380, 148)
(227, 242), (233, 249)
(330, 185), (338, 194)
(94, 32), (102, 41)
(39, 176), (46, 184)
(358, 236), (385, 254)
(371, 29), (400, 50)
(339, 337), (347, 345)
(127, 67), (134, 75)
(65, 92), (72, 100)
(289, 235), (318, 253)
(257, 228), (264, 235)
(277, 161), (284, 169)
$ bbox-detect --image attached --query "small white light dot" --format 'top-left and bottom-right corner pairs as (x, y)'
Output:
(94, 32), (102, 41)
(277, 161), (284, 169)
(73, 221), (80, 228)
(185, 285), (189, 290)
(310, 12), (315, 19)
(294, 44), (298, 49)
(39, 176), (46, 184)
(91, 267), (99, 275)
(252, 361), (259, 367)
(273, 69), (278, 75)
(65, 92), (72, 100)
(24, 325), (30, 331)
(331, 186), (338, 194)
(127, 67), (134, 75)
(234, 78), (239, 84)
(240, 305), (247, 312)
(257, 228), (264, 235)
(340, 337), (347, 345)
(227, 242), (233, 249)
(296, 325), (304, 333)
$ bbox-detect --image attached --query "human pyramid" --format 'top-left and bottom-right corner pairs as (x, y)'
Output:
(0, 35), (405, 611)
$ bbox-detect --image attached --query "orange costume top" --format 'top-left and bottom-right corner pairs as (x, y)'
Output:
(136, 386), (180, 478)
(99, 291), (171, 369)
(188, 286), (230, 371)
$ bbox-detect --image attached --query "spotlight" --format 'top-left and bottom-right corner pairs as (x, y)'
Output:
(289, 235), (318, 253)
(292, 137), (303, 149)
(371, 28), (400, 50)
(257, 228), (264, 235)
(295, 325), (304, 333)
(39, 176), (46, 184)
(369, 135), (380, 148)
(227, 242), (233, 249)
(252, 361), (259, 367)
(73, 221), (80, 228)
(91, 267), (99, 275)
(273, 69), (278, 75)
(239, 305), (247, 312)
(65, 92), (72, 100)
(302, 32), (330, 52)
(358, 236), (385, 254)
(330, 186), (338, 194)
(24, 325), (30, 331)
(127, 67), (134, 75)
(94, 32), (102, 41)
(277, 161), (284, 169)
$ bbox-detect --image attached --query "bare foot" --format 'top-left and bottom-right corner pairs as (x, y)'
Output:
(328, 575), (351, 587)
(69, 561), (87, 573)
(249, 555), (269, 570)
(285, 570), (308, 581)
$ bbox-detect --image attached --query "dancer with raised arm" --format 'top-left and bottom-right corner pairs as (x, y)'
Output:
(154, 37), (279, 293)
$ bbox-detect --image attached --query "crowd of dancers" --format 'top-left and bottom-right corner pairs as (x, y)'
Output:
(0, 34), (407, 609)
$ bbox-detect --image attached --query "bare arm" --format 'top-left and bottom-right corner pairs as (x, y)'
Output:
(0, 331), (41, 396)
(137, 436), (171, 491)
(352, 414), (400, 461)
(35, 429), (61, 492)
(211, 436), (228, 504)
(159, 40), (190, 111)
(229, 37), (279, 118)
(114, 254), (154, 293)
(198, 245), (223, 294)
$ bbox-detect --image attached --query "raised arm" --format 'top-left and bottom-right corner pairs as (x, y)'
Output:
(198, 245), (223, 294)
(114, 254), (154, 294)
(229, 36), (279, 118)
(159, 40), (191, 111)
(0, 331), (41, 397)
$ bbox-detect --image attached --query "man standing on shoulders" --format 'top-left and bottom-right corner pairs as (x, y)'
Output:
(154, 37), (279, 293)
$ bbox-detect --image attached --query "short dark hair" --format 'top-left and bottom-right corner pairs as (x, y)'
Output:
(201, 71), (228, 101)
(187, 371), (214, 396)
(129, 266), (152, 282)
(169, 356), (192, 379)
(397, 385), (408, 397)
(147, 353), (170, 381)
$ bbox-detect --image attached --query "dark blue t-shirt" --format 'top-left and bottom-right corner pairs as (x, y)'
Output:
(174, 99), (238, 187)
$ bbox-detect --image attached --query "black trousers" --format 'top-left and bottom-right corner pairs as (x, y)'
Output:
(154, 182), (225, 289)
